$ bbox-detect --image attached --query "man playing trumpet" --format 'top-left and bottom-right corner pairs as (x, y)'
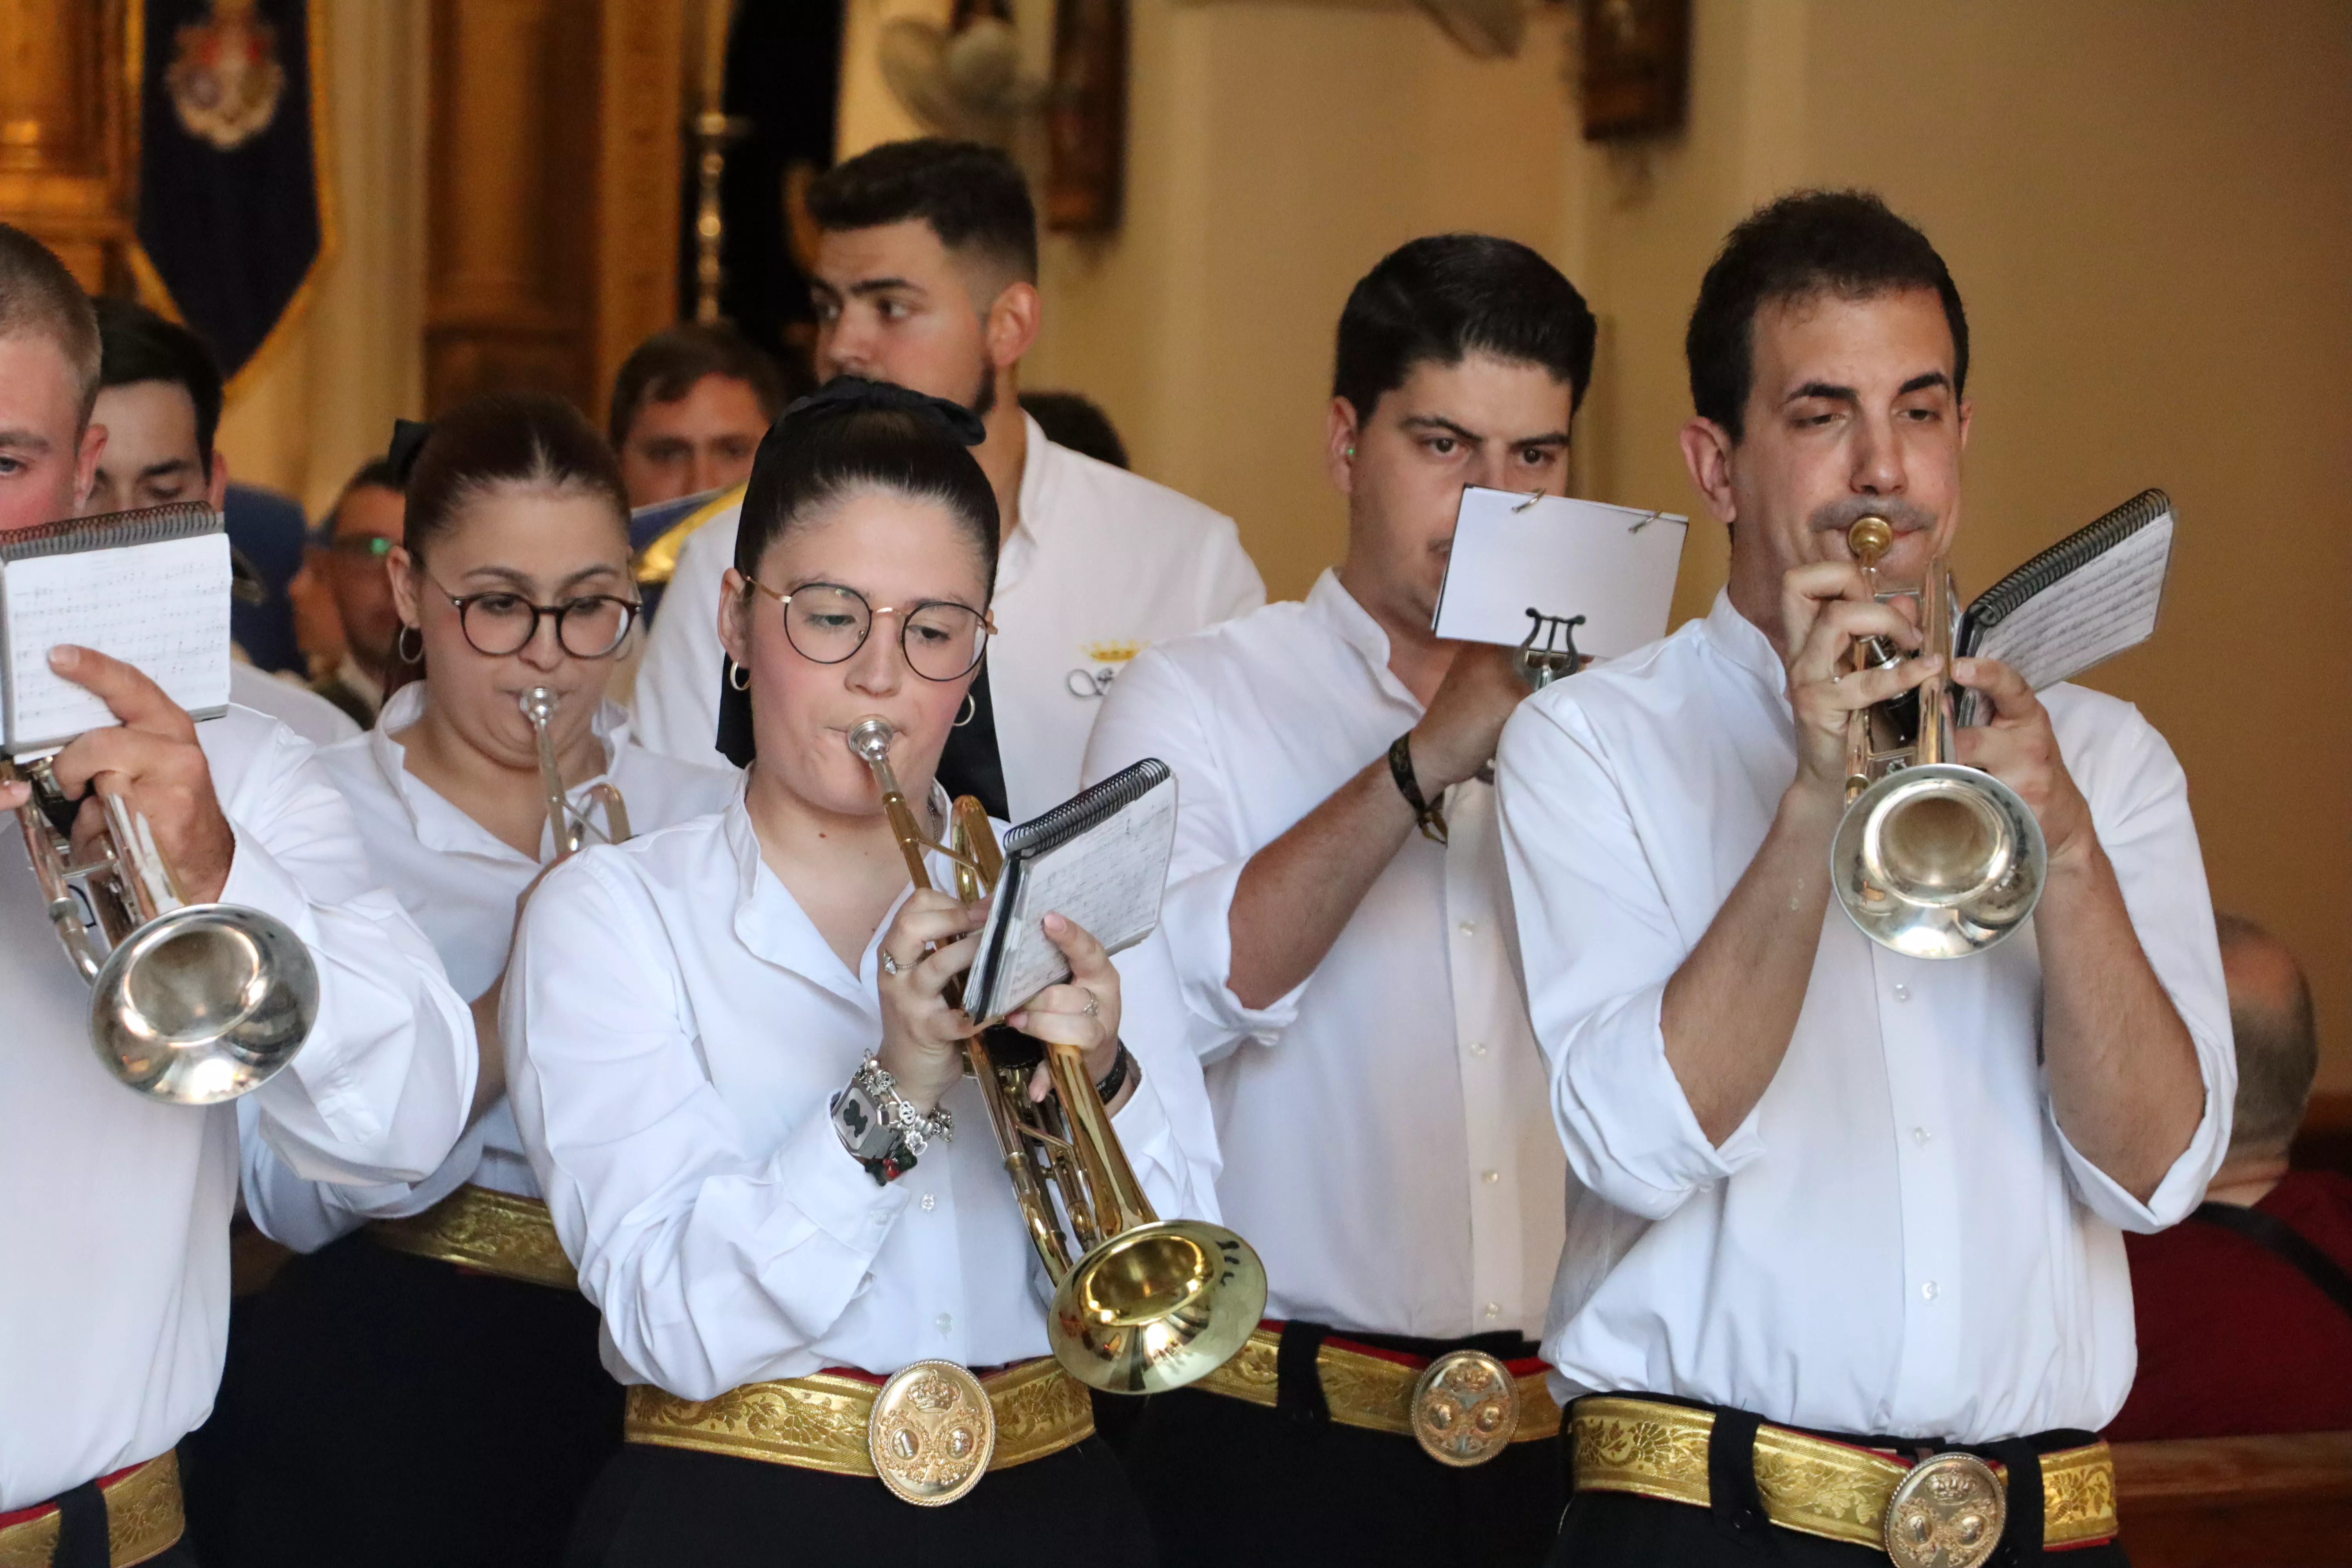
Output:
(1496, 191), (2231, 1566)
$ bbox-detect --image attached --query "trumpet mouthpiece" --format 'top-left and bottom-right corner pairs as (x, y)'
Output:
(846, 715), (896, 763)
(1848, 515), (1895, 566)
(520, 686), (559, 726)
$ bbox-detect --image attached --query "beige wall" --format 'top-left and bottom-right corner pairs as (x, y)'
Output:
(846, 0), (2352, 1085)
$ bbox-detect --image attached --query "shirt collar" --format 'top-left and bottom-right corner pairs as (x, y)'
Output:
(996, 414), (1054, 595)
(369, 681), (634, 859)
(1305, 569), (1423, 713)
(1700, 586), (1796, 712)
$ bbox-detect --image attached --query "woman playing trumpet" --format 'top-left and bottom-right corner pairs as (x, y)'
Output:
(505, 380), (1212, 1564)
(208, 394), (735, 1568)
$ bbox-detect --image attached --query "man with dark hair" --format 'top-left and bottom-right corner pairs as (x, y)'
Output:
(633, 137), (1263, 819)
(0, 222), (472, 1564)
(303, 459), (410, 728)
(1083, 233), (1595, 1566)
(1497, 190), (2230, 1564)
(608, 321), (796, 511)
(88, 297), (358, 747)
(2107, 915), (2352, 1440)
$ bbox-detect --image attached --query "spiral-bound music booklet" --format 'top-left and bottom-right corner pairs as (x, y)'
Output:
(963, 759), (1178, 1024)
(0, 503), (231, 757)
(1955, 488), (2175, 724)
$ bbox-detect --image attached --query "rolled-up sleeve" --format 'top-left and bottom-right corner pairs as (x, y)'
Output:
(502, 852), (910, 1399)
(1083, 648), (1305, 1059)
(221, 720), (475, 1188)
(1495, 697), (1759, 1221)
(2042, 706), (2233, 1233)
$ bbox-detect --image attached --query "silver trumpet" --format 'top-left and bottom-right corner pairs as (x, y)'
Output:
(4, 753), (318, 1103)
(1831, 515), (2045, 959)
(521, 686), (630, 858)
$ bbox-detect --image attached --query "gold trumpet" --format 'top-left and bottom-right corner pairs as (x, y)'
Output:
(1831, 516), (2045, 958)
(846, 715), (1267, 1394)
(521, 686), (630, 858)
(4, 752), (318, 1103)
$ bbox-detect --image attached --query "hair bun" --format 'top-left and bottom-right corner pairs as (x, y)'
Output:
(780, 375), (986, 447)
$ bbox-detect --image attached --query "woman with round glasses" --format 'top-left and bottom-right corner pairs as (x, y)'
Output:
(206, 393), (737, 1568)
(503, 380), (1216, 1564)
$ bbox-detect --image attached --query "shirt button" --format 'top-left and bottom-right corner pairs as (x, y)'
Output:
(920, 1192), (936, 1211)
(1467, 1040), (1489, 1058)
(1892, 983), (1911, 1002)
(935, 1313), (954, 1335)
(1921, 1281), (1939, 1302)
(1484, 1302), (1501, 1320)
(1481, 1169), (1500, 1185)
(1459, 920), (1477, 937)
(1912, 1127), (1931, 1147)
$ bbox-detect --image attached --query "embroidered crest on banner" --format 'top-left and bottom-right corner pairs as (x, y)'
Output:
(167, 0), (286, 151)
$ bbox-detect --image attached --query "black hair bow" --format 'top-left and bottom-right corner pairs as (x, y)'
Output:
(780, 376), (987, 447)
(386, 418), (436, 483)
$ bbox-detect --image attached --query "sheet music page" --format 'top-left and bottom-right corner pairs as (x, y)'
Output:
(1430, 488), (1689, 660)
(968, 780), (1178, 1020)
(1, 534), (232, 752)
(1965, 512), (2173, 693)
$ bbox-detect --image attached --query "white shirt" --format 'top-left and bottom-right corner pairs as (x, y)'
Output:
(229, 661), (361, 749)
(632, 417), (1267, 819)
(1494, 589), (2234, 1441)
(1082, 571), (1565, 1342)
(502, 789), (1225, 1398)
(0, 705), (474, 1509)
(241, 682), (738, 1250)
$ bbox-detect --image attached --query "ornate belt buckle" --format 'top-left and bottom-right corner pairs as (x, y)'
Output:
(1884, 1450), (2005, 1568)
(1411, 1349), (1519, 1467)
(869, 1359), (996, 1505)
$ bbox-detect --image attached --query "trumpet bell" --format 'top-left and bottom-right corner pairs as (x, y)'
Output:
(91, 902), (320, 1104)
(1049, 1218), (1268, 1394)
(1832, 763), (2045, 960)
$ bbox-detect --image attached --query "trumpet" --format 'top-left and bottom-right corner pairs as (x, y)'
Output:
(4, 752), (318, 1103)
(846, 715), (1266, 1394)
(521, 686), (630, 858)
(1830, 516), (2045, 958)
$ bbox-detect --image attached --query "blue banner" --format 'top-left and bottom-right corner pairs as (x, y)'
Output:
(132, 0), (332, 387)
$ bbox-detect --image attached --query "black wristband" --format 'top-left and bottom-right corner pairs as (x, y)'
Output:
(1094, 1042), (1134, 1103)
(1387, 732), (1448, 844)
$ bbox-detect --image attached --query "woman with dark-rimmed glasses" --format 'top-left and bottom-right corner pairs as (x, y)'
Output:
(504, 379), (1216, 1565)
(200, 393), (735, 1568)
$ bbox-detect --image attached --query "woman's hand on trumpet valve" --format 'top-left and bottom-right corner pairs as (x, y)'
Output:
(875, 888), (988, 1112)
(35, 644), (237, 903)
(1778, 561), (1935, 798)
(1008, 911), (1126, 1108)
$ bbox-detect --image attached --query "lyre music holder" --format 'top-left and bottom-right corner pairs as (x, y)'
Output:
(1516, 608), (1586, 690)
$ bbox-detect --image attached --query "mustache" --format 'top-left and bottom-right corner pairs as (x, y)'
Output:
(1809, 495), (1940, 543)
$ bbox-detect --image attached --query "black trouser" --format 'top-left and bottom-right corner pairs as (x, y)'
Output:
(1546, 1398), (2131, 1567)
(183, 1230), (622, 1568)
(1121, 1323), (1568, 1568)
(565, 1437), (1154, 1568)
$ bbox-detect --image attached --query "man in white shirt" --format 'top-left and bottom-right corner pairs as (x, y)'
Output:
(1497, 191), (2232, 1566)
(0, 223), (474, 1566)
(84, 296), (360, 750)
(1082, 234), (1595, 1567)
(632, 138), (1263, 819)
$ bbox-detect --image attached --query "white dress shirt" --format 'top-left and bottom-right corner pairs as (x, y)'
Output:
(501, 789), (1225, 1398)
(240, 682), (738, 1249)
(1082, 570), (1566, 1343)
(0, 705), (474, 1510)
(632, 416), (1267, 819)
(229, 660), (361, 749)
(1494, 589), (2234, 1442)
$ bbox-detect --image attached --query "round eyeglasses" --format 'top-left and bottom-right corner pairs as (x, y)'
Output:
(426, 573), (641, 660)
(749, 579), (992, 683)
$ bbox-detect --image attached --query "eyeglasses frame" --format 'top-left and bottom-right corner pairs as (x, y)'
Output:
(417, 567), (643, 661)
(744, 576), (995, 683)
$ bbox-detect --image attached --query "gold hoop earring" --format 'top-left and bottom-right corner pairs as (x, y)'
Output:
(726, 659), (751, 692)
(954, 692), (978, 728)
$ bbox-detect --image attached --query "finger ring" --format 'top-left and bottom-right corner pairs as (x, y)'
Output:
(879, 950), (904, 977)
(1082, 991), (1100, 1018)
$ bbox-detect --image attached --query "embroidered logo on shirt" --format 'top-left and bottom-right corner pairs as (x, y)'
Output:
(1066, 639), (1145, 699)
